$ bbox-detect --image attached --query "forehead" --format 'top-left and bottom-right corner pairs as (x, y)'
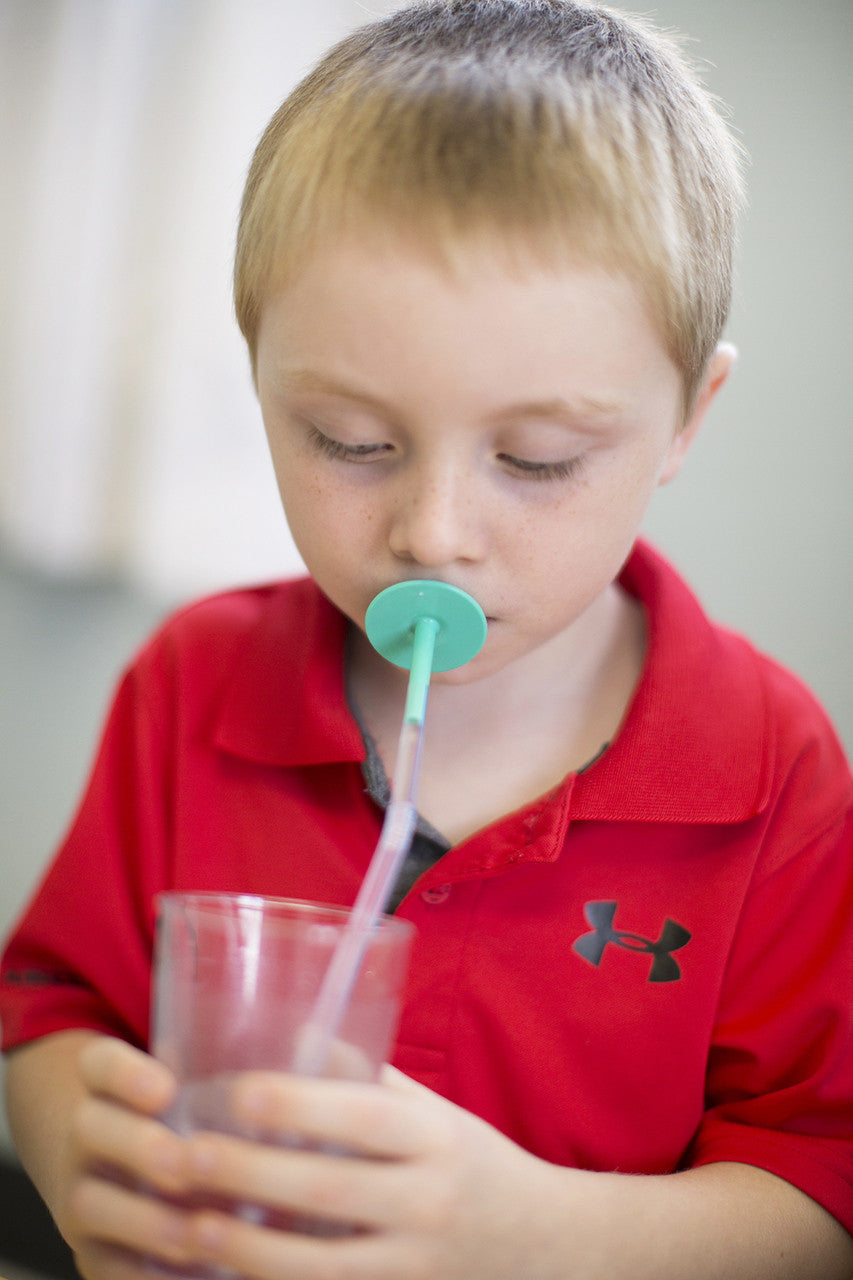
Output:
(255, 235), (681, 418)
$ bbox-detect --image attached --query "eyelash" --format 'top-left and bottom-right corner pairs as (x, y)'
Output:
(306, 425), (584, 484)
(497, 454), (585, 483)
(306, 425), (389, 462)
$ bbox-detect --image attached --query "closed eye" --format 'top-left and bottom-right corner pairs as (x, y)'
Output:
(305, 424), (392, 462)
(305, 422), (583, 482)
(498, 453), (586, 483)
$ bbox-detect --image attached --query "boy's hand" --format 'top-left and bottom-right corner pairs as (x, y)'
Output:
(64, 1044), (571, 1280)
(182, 1065), (577, 1280)
(59, 1036), (198, 1279)
(14, 1035), (851, 1279)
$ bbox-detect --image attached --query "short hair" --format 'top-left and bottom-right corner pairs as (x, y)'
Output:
(234, 0), (746, 412)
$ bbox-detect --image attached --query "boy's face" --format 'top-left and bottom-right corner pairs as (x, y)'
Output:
(255, 237), (703, 686)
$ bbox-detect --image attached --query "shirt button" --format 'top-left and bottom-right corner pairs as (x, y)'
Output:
(421, 884), (451, 905)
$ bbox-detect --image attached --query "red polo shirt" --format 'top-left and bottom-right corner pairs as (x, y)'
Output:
(3, 541), (852, 1231)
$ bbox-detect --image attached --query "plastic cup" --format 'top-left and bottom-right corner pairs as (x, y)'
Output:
(149, 892), (414, 1275)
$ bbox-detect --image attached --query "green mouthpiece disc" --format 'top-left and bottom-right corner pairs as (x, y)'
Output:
(365, 580), (487, 673)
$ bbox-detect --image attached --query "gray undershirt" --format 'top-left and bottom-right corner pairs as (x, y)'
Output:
(359, 726), (452, 912)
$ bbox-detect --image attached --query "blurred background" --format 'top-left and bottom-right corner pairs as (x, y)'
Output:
(0, 0), (851, 1242)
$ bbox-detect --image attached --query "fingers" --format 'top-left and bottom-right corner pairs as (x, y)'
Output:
(189, 1210), (418, 1280)
(67, 1173), (194, 1272)
(72, 1096), (189, 1195)
(229, 1072), (443, 1161)
(71, 1038), (186, 1195)
(187, 1131), (413, 1231)
(65, 1035), (194, 1272)
(66, 1059), (461, 1279)
(74, 1239), (175, 1280)
(179, 1074), (459, 1251)
(80, 1036), (176, 1115)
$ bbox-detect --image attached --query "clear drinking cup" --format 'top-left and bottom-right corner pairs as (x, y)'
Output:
(148, 892), (414, 1277)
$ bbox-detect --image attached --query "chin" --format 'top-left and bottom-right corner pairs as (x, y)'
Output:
(431, 645), (506, 688)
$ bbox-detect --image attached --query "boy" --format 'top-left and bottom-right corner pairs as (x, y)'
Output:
(3, 2), (852, 1277)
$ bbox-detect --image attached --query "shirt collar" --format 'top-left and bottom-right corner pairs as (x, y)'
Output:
(572, 541), (774, 823)
(213, 543), (774, 824)
(213, 577), (365, 766)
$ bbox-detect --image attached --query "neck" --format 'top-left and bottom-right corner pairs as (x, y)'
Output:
(348, 584), (646, 844)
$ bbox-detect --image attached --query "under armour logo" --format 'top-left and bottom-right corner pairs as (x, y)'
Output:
(573, 901), (692, 983)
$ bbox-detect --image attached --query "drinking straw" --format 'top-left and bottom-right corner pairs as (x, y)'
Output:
(290, 582), (486, 1076)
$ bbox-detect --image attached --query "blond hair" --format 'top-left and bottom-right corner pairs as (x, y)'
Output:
(235, 0), (746, 411)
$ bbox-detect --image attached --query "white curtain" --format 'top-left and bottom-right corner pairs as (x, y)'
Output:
(0, 0), (392, 600)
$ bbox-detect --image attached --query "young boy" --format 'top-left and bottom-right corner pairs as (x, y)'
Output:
(3, 2), (852, 1277)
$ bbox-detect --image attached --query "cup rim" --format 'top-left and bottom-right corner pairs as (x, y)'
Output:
(154, 891), (415, 939)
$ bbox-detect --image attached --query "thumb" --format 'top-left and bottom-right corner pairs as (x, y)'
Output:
(380, 1063), (437, 1098)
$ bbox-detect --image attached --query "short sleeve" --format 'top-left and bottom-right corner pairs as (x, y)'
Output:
(687, 756), (853, 1232)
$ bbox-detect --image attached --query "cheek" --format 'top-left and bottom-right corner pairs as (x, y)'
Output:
(582, 447), (664, 527)
(516, 464), (655, 587)
(268, 461), (330, 551)
(280, 470), (382, 559)
(269, 443), (333, 515)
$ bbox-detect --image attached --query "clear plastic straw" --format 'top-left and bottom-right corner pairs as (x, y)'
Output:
(290, 618), (438, 1077)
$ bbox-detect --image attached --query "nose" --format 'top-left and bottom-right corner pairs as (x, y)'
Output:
(388, 461), (486, 568)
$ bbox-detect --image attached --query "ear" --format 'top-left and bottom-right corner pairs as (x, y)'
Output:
(658, 342), (737, 486)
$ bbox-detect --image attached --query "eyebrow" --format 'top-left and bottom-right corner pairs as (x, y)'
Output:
(275, 370), (626, 423)
(273, 370), (393, 415)
(485, 395), (626, 424)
